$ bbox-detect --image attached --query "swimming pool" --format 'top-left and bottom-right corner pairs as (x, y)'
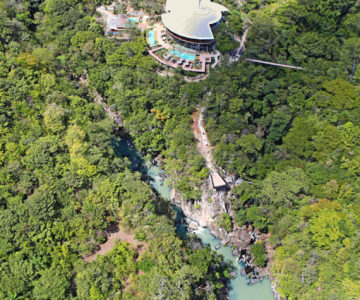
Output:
(169, 49), (196, 61)
(129, 17), (139, 23)
(148, 30), (156, 47)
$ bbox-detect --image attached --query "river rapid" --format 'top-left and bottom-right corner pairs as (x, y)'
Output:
(112, 136), (274, 300)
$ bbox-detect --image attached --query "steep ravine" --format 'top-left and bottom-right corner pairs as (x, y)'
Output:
(78, 72), (278, 298)
(170, 108), (229, 232)
(170, 107), (281, 300)
(171, 179), (226, 230)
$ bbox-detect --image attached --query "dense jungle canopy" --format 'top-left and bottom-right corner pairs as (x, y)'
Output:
(0, 0), (360, 299)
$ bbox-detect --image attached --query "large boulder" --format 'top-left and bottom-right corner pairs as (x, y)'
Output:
(233, 228), (252, 248)
(189, 221), (199, 230)
(221, 237), (231, 245)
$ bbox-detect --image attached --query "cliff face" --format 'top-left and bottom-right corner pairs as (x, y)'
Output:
(171, 177), (272, 261)
(172, 179), (225, 231)
(170, 174), (282, 298)
(176, 107), (280, 298)
(171, 177), (253, 248)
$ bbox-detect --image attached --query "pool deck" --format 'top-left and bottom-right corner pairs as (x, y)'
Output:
(148, 46), (209, 73)
(146, 23), (216, 73)
(148, 46), (178, 69)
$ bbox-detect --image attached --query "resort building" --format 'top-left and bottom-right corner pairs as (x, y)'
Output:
(96, 4), (150, 38)
(96, 1), (225, 73)
(107, 14), (139, 33)
(161, 0), (228, 51)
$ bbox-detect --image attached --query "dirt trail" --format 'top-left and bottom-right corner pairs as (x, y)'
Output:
(192, 108), (216, 173)
(84, 228), (146, 262)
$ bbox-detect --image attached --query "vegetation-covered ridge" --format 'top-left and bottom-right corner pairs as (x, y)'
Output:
(202, 0), (360, 299)
(1, 0), (360, 299)
(0, 0), (231, 299)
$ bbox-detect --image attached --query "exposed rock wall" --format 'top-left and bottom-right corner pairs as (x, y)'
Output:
(171, 178), (224, 232)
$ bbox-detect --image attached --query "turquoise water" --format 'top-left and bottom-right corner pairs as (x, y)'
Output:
(129, 17), (139, 23)
(112, 137), (274, 300)
(196, 227), (274, 300)
(112, 138), (144, 172)
(169, 49), (196, 61)
(112, 137), (171, 200)
(145, 160), (171, 200)
(147, 30), (156, 47)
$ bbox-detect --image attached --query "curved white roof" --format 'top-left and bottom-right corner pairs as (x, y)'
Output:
(162, 0), (228, 40)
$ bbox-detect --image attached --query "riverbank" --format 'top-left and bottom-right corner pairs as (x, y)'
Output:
(185, 107), (279, 299)
(195, 227), (274, 300)
(112, 134), (276, 299)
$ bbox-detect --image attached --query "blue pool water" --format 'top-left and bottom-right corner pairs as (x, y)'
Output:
(129, 17), (139, 23)
(169, 49), (196, 61)
(148, 30), (156, 47)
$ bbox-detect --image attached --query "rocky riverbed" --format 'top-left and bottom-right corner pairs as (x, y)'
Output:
(171, 183), (273, 286)
(114, 134), (277, 299)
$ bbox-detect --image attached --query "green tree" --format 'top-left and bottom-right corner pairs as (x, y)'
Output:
(283, 116), (318, 159)
(251, 241), (267, 267)
(308, 209), (348, 248)
(261, 168), (309, 208)
(217, 213), (232, 232)
(33, 267), (70, 300)
(43, 103), (66, 133)
(27, 186), (56, 222)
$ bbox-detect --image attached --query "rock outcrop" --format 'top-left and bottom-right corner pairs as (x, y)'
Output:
(171, 178), (226, 233)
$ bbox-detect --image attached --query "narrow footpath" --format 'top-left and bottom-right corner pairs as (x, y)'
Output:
(192, 107), (216, 172)
(230, 25), (304, 71)
(245, 58), (304, 70)
(191, 107), (228, 214)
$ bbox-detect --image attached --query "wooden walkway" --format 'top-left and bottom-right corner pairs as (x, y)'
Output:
(148, 46), (178, 68)
(245, 58), (304, 70)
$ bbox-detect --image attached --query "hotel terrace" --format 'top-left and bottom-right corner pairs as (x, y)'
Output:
(97, 1), (228, 73)
(147, 0), (228, 73)
(96, 4), (150, 40)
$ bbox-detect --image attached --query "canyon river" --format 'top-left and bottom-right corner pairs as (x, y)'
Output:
(112, 136), (275, 300)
